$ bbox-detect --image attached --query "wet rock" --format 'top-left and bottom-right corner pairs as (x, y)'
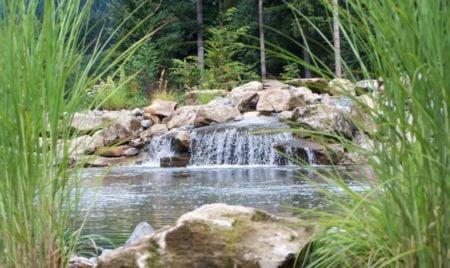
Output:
(148, 124), (169, 137)
(97, 204), (313, 268)
(83, 156), (129, 167)
(96, 145), (134, 157)
(285, 77), (328, 93)
(167, 105), (201, 129)
(185, 89), (227, 105)
(174, 130), (190, 152)
(274, 139), (344, 165)
(328, 78), (356, 96)
(231, 81), (263, 94)
(256, 89), (293, 112)
(124, 147), (139, 157)
(125, 222), (155, 246)
(140, 119), (152, 129)
(194, 105), (241, 127)
(229, 90), (259, 112)
(242, 111), (260, 118)
(293, 104), (356, 139)
(160, 154), (190, 167)
(144, 99), (177, 118)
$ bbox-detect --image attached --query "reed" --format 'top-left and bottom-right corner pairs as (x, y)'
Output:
(281, 0), (449, 267)
(0, 0), (151, 266)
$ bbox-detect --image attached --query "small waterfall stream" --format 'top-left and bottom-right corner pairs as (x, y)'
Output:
(147, 116), (316, 167)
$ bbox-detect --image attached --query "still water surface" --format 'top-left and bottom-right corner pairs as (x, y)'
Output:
(77, 165), (365, 248)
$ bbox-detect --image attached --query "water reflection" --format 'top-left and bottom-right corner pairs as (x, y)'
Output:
(76, 166), (364, 247)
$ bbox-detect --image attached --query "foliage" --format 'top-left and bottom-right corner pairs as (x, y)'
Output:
(281, 63), (301, 80)
(288, 1), (449, 267)
(0, 0), (150, 266)
(150, 88), (181, 103)
(196, 92), (217, 105)
(171, 56), (202, 90)
(90, 69), (148, 110)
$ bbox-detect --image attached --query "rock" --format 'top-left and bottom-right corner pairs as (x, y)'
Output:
(143, 113), (161, 124)
(242, 111), (260, 118)
(96, 145), (134, 157)
(350, 94), (377, 134)
(149, 124), (169, 137)
(194, 105), (241, 127)
(64, 135), (104, 159)
(131, 108), (143, 116)
(97, 204), (313, 268)
(69, 255), (95, 268)
(289, 87), (321, 106)
(293, 104), (356, 139)
(71, 111), (107, 134)
(160, 154), (190, 167)
(140, 120), (152, 129)
(185, 89), (227, 105)
(231, 81), (263, 94)
(274, 139), (344, 165)
(279, 111), (294, 121)
(174, 130), (190, 152)
(256, 89), (292, 112)
(124, 147), (139, 157)
(128, 138), (145, 149)
(285, 77), (328, 93)
(96, 114), (141, 146)
(328, 78), (356, 96)
(263, 79), (289, 90)
(229, 90), (259, 112)
(144, 99), (177, 118)
(356, 79), (382, 94)
(83, 156), (129, 167)
(167, 106), (201, 129)
(125, 222), (155, 246)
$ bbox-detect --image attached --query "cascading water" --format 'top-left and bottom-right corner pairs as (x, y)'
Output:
(147, 134), (175, 166)
(189, 128), (295, 166)
(147, 116), (316, 167)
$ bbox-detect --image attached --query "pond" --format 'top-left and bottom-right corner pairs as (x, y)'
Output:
(75, 165), (366, 248)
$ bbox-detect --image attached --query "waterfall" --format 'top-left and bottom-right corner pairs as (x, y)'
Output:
(147, 134), (175, 166)
(189, 128), (296, 166)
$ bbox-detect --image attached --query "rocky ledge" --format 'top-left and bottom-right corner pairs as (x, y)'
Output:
(70, 204), (314, 268)
(65, 78), (380, 167)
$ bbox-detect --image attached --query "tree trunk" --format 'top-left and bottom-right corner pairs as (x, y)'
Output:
(258, 0), (267, 80)
(332, 0), (342, 78)
(303, 47), (312, 78)
(197, 0), (205, 78)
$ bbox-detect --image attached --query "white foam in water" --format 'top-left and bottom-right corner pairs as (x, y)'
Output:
(189, 128), (296, 166)
(146, 134), (175, 166)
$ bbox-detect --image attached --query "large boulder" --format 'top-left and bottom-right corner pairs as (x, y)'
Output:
(356, 79), (382, 94)
(289, 87), (321, 106)
(293, 104), (356, 139)
(95, 145), (137, 157)
(350, 94), (378, 134)
(167, 106), (201, 129)
(185, 89), (227, 105)
(256, 89), (293, 112)
(160, 154), (190, 167)
(148, 124), (169, 137)
(231, 81), (263, 94)
(95, 114), (141, 146)
(64, 135), (104, 159)
(263, 80), (289, 91)
(285, 77), (328, 93)
(70, 111), (107, 134)
(144, 99), (177, 118)
(229, 90), (259, 112)
(328, 78), (356, 96)
(97, 204), (313, 268)
(194, 105), (241, 127)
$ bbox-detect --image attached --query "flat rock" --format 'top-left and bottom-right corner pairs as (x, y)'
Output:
(194, 104), (241, 127)
(125, 222), (155, 246)
(256, 89), (292, 112)
(167, 105), (201, 129)
(97, 204), (314, 268)
(231, 81), (263, 94)
(144, 99), (177, 118)
(285, 77), (328, 93)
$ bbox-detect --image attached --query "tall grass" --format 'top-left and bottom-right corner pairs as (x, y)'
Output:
(0, 0), (150, 266)
(285, 0), (449, 267)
